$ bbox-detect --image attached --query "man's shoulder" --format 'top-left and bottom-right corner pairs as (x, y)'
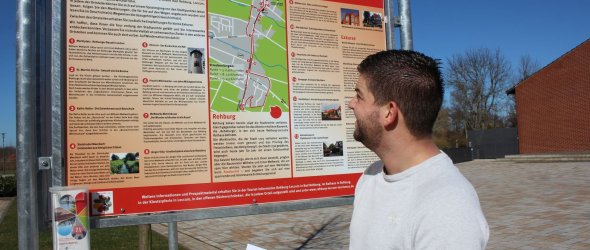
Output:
(414, 155), (481, 206)
(363, 160), (383, 175)
(412, 158), (489, 248)
(421, 167), (478, 199)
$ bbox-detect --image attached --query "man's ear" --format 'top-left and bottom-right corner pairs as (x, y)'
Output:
(383, 101), (398, 129)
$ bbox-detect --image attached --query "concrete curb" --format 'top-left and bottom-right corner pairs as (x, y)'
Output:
(504, 153), (590, 163)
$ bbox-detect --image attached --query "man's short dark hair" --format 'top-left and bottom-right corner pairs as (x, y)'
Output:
(357, 50), (443, 138)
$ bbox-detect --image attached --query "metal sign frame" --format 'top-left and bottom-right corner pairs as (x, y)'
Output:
(17, 0), (412, 248)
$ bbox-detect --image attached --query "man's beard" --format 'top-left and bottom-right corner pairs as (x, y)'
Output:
(353, 110), (382, 150)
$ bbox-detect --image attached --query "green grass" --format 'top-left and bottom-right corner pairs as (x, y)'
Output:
(0, 200), (188, 249)
(209, 0), (250, 21)
(110, 160), (139, 174)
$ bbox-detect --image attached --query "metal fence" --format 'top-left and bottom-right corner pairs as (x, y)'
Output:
(468, 128), (519, 159)
(443, 147), (473, 164)
(443, 128), (519, 163)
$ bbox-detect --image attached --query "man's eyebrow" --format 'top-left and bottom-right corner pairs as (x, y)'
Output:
(354, 87), (363, 97)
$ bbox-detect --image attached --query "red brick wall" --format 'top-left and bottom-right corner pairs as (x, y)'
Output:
(515, 40), (590, 154)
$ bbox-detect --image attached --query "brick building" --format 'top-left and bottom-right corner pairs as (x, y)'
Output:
(507, 39), (590, 154)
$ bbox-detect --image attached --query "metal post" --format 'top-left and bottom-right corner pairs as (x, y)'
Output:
(17, 0), (39, 249)
(384, 0), (395, 50)
(139, 224), (153, 250)
(51, 0), (65, 188)
(398, 0), (413, 50)
(168, 222), (179, 250)
(37, 0), (53, 230)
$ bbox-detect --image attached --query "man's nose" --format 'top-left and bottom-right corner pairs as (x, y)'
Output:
(348, 98), (356, 109)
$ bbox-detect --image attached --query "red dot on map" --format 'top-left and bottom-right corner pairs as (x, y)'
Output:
(69, 144), (76, 149)
(270, 106), (282, 119)
(293, 96), (297, 101)
(294, 134), (299, 139)
(69, 38), (75, 44)
(142, 78), (149, 84)
(68, 67), (75, 72)
(144, 149), (150, 155)
(69, 105), (76, 112)
(142, 42), (148, 48)
(143, 113), (149, 119)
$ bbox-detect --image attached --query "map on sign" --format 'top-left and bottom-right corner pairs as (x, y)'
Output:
(209, 0), (288, 113)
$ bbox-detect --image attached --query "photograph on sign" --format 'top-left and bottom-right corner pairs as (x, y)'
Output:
(91, 191), (114, 216)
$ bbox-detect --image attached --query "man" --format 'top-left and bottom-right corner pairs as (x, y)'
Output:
(348, 50), (489, 249)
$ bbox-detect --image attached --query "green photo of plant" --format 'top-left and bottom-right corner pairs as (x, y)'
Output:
(109, 152), (140, 174)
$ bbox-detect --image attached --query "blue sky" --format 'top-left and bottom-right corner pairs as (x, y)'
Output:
(1, 0), (589, 146)
(1, 1), (16, 146)
(410, 0), (589, 70)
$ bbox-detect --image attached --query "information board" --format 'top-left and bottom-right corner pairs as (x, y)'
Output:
(65, 0), (386, 216)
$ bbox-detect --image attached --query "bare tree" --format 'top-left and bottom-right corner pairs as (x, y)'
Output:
(516, 54), (541, 82)
(433, 108), (452, 148)
(447, 48), (512, 130)
(506, 54), (541, 127)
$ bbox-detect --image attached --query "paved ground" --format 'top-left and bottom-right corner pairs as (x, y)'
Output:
(0, 197), (14, 224)
(152, 160), (590, 249)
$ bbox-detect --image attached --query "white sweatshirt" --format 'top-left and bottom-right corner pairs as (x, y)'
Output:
(350, 153), (489, 250)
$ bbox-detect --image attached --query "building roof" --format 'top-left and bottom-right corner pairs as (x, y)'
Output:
(506, 38), (590, 95)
